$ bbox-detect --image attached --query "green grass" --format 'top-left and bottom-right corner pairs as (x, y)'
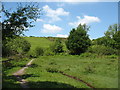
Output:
(24, 37), (53, 50)
(2, 58), (31, 88)
(3, 37), (118, 88)
(25, 56), (118, 88)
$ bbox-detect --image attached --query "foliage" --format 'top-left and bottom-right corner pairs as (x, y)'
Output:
(104, 24), (118, 38)
(106, 55), (118, 59)
(2, 3), (41, 57)
(113, 30), (120, 49)
(44, 48), (55, 56)
(92, 24), (119, 50)
(50, 39), (64, 54)
(80, 52), (97, 58)
(34, 47), (44, 57)
(2, 37), (31, 57)
(87, 45), (117, 55)
(2, 3), (41, 41)
(66, 24), (91, 55)
(92, 36), (115, 48)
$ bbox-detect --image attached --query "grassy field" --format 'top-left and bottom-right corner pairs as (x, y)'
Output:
(24, 37), (53, 50)
(3, 37), (118, 88)
(24, 55), (118, 88)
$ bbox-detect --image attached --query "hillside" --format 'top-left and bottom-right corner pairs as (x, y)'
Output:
(24, 37), (67, 52)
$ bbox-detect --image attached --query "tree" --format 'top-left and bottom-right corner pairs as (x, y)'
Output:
(104, 24), (118, 38)
(2, 3), (41, 41)
(93, 24), (119, 49)
(113, 30), (120, 49)
(2, 3), (41, 57)
(92, 36), (115, 48)
(2, 37), (31, 57)
(66, 24), (91, 55)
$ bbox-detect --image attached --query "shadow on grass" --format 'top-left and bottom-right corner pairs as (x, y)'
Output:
(28, 81), (76, 88)
(2, 74), (39, 88)
(2, 74), (21, 88)
(20, 74), (39, 79)
(29, 64), (38, 68)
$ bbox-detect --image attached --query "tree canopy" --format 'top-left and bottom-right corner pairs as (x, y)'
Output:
(66, 24), (91, 55)
(2, 3), (41, 40)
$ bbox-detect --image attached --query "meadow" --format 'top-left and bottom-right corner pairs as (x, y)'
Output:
(25, 55), (118, 88)
(2, 37), (118, 88)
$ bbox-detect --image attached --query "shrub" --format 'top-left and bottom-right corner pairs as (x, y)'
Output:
(84, 65), (95, 74)
(2, 37), (31, 57)
(44, 48), (55, 56)
(35, 47), (44, 57)
(50, 39), (64, 54)
(87, 45), (117, 56)
(107, 55), (118, 59)
(80, 52), (92, 57)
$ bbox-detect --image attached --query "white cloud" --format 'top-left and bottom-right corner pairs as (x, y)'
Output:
(36, 19), (44, 22)
(69, 15), (100, 27)
(56, 34), (68, 38)
(43, 5), (69, 23)
(41, 24), (63, 34)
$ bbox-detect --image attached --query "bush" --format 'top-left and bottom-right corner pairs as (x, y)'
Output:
(80, 52), (92, 57)
(2, 37), (31, 57)
(80, 52), (98, 58)
(84, 65), (95, 74)
(35, 47), (44, 57)
(87, 45), (117, 56)
(50, 39), (64, 54)
(106, 55), (118, 59)
(44, 48), (55, 56)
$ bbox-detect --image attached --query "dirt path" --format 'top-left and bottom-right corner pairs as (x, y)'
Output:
(13, 59), (34, 88)
(59, 71), (95, 89)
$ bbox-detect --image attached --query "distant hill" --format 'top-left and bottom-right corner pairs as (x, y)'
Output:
(24, 37), (67, 52)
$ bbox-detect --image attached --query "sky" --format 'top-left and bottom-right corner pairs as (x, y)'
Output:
(2, 2), (118, 39)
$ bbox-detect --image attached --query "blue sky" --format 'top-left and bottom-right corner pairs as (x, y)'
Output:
(2, 2), (118, 39)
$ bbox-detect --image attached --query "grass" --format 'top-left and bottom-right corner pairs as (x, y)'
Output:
(2, 58), (31, 88)
(3, 37), (118, 88)
(24, 37), (53, 51)
(25, 55), (118, 88)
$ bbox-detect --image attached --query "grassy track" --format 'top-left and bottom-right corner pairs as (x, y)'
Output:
(25, 55), (118, 88)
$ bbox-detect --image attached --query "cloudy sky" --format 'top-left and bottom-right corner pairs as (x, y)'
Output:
(2, 2), (118, 39)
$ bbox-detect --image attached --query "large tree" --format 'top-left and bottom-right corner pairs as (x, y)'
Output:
(66, 24), (91, 55)
(2, 3), (41, 41)
(2, 3), (41, 57)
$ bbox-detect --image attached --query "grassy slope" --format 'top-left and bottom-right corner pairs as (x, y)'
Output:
(24, 37), (53, 50)
(25, 56), (118, 88)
